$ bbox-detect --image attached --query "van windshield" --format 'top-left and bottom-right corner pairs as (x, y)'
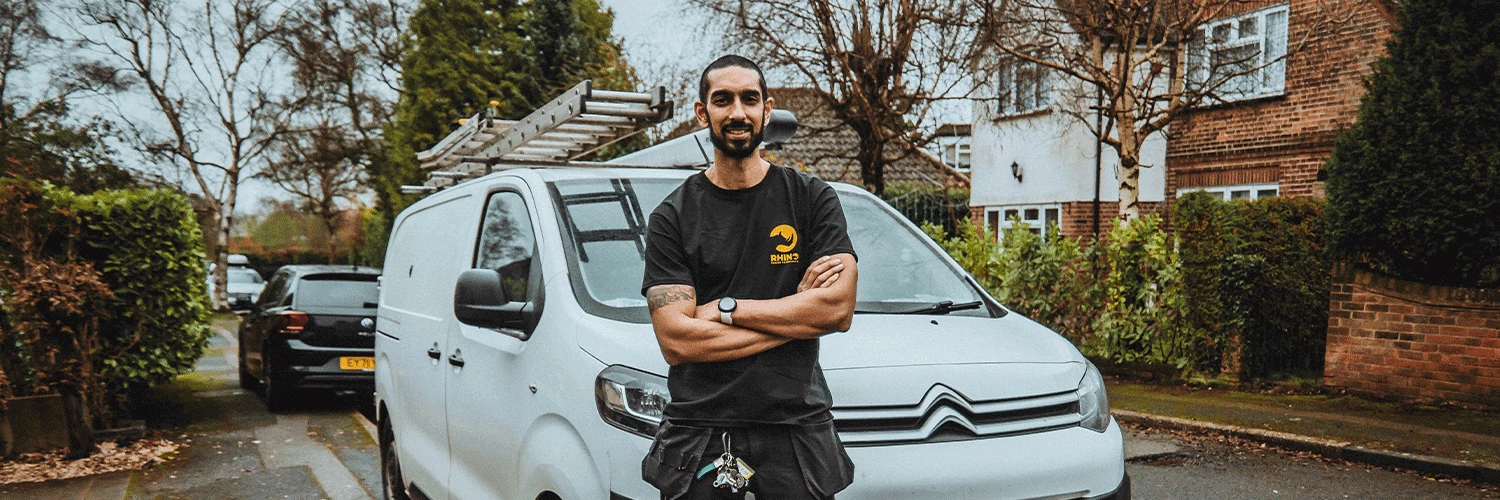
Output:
(547, 177), (989, 323)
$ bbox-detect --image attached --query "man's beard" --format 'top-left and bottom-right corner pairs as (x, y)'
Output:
(709, 119), (763, 159)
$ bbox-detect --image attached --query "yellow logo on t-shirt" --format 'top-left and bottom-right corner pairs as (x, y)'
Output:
(770, 224), (799, 264)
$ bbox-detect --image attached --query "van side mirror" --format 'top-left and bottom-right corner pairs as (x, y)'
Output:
(454, 269), (532, 337)
(762, 109), (798, 149)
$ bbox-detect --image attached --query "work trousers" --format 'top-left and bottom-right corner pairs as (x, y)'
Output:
(643, 420), (854, 500)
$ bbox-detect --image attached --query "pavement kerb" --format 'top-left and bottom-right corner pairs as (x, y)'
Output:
(1113, 409), (1500, 486)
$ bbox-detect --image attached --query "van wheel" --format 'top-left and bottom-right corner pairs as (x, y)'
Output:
(380, 418), (410, 500)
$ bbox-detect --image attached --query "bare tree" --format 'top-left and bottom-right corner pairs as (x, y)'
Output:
(258, 116), (365, 261)
(76, 0), (296, 310)
(1, 0), (128, 139)
(975, 0), (1349, 219)
(0, 0), (57, 133)
(259, 0), (409, 261)
(690, 0), (982, 195)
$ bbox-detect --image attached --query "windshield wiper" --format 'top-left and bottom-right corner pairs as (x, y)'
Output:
(861, 300), (985, 315)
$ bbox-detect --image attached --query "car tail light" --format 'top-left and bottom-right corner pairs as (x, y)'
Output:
(277, 311), (309, 334)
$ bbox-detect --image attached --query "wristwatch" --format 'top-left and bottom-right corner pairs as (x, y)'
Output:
(718, 297), (737, 326)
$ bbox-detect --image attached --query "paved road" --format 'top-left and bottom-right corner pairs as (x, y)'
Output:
(1124, 428), (1498, 499)
(126, 327), (380, 500)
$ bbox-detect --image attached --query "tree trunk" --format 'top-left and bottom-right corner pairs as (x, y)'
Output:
(211, 173), (239, 311)
(59, 389), (93, 460)
(856, 134), (887, 195)
(1116, 156), (1141, 222)
(323, 212), (339, 264)
(208, 209), (229, 311)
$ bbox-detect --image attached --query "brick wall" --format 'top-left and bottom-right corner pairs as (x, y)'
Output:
(1166, 0), (1395, 204)
(1325, 265), (1500, 407)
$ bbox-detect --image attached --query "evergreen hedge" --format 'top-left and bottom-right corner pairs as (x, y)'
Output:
(1175, 193), (1331, 378)
(52, 187), (213, 394)
(926, 195), (1330, 380)
(1325, 0), (1500, 288)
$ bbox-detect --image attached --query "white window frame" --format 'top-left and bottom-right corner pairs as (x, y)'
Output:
(995, 57), (1050, 116)
(1178, 183), (1280, 201)
(942, 141), (972, 171)
(1187, 4), (1289, 103)
(985, 204), (1062, 242)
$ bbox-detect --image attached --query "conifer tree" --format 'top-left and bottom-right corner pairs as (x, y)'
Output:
(1325, 0), (1500, 287)
(377, 0), (528, 220)
(375, 0), (643, 219)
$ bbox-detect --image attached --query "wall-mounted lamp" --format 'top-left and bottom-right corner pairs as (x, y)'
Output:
(1010, 161), (1023, 182)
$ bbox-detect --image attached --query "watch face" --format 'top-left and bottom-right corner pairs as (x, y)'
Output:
(718, 297), (737, 312)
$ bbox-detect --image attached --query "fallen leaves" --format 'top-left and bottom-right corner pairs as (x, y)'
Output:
(0, 439), (179, 484)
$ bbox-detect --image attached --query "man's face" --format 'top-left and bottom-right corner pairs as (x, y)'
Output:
(696, 66), (773, 159)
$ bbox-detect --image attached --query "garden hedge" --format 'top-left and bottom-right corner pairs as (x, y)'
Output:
(926, 195), (1331, 380)
(52, 187), (214, 394)
(1175, 193), (1331, 378)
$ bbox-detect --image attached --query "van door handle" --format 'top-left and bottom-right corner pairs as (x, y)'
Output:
(427, 343), (441, 359)
(448, 350), (465, 367)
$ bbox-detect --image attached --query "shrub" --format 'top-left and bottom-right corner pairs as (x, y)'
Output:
(1324, 0), (1500, 288)
(0, 179), (112, 457)
(52, 187), (213, 395)
(993, 222), (1099, 343)
(1085, 216), (1199, 370)
(929, 201), (1329, 380)
(924, 222), (1004, 294)
(1174, 193), (1331, 378)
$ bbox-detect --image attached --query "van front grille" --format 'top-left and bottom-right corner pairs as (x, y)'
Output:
(832, 384), (1081, 446)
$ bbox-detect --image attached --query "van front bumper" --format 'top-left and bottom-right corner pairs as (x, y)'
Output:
(608, 417), (1126, 500)
(838, 417), (1126, 500)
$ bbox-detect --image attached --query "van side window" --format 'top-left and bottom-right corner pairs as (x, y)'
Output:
(476, 191), (536, 302)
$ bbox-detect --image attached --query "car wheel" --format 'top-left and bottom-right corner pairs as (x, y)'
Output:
(380, 417), (410, 500)
(238, 341), (258, 391)
(262, 362), (293, 412)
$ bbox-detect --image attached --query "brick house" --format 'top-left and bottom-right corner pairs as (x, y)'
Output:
(662, 87), (970, 190)
(967, 0), (1395, 240)
(1166, 0), (1397, 203)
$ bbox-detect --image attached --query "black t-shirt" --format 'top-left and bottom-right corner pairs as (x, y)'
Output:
(641, 164), (857, 425)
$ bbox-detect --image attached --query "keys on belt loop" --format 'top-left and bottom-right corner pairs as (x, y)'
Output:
(706, 431), (753, 492)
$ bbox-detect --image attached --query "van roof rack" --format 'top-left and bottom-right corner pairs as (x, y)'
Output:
(402, 80), (674, 192)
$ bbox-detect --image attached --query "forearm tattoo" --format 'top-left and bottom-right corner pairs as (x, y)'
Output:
(647, 285), (696, 312)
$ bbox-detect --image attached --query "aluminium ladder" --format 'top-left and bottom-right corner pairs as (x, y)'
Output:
(403, 80), (674, 192)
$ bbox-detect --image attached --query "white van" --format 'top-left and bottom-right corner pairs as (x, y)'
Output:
(375, 82), (1127, 500)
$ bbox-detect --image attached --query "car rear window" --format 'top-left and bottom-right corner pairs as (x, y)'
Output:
(294, 275), (379, 309)
(228, 268), (264, 284)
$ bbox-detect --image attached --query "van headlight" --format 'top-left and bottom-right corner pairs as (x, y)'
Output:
(1077, 361), (1111, 432)
(595, 365), (669, 437)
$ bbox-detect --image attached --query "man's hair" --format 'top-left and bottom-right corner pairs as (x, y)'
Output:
(698, 54), (769, 104)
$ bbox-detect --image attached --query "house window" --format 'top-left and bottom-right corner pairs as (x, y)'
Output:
(996, 58), (1049, 116)
(986, 204), (1062, 241)
(943, 142), (971, 170)
(1187, 4), (1289, 103)
(1178, 183), (1280, 201)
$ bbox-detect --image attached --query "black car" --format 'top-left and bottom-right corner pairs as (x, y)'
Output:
(238, 265), (381, 409)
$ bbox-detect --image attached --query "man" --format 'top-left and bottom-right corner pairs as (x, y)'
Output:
(639, 54), (859, 500)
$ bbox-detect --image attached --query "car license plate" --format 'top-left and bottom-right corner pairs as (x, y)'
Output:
(339, 357), (375, 371)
